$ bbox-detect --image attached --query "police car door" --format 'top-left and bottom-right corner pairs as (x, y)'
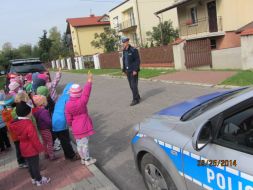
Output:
(182, 99), (253, 190)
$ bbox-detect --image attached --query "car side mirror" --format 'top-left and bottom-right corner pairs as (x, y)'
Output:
(192, 121), (212, 151)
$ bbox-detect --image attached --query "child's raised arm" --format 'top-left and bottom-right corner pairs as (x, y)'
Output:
(80, 73), (93, 105)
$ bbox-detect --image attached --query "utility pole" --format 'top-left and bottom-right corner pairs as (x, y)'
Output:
(135, 0), (143, 46)
(155, 13), (163, 46)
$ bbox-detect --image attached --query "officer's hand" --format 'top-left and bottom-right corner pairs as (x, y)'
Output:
(133, 71), (137, 76)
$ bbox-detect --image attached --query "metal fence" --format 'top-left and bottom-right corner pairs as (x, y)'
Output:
(99, 52), (121, 69)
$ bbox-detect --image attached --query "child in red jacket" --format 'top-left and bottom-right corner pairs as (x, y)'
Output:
(10, 101), (50, 186)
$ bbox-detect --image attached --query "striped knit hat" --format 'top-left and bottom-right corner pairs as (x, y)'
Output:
(8, 81), (20, 92)
(33, 95), (48, 107)
(69, 84), (82, 98)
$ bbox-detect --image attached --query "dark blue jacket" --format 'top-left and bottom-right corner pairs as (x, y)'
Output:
(122, 45), (140, 72)
(52, 83), (73, 132)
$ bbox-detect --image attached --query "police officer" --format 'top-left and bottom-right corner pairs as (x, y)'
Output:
(122, 37), (141, 106)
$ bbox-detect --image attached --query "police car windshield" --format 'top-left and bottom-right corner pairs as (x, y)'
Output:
(181, 88), (249, 121)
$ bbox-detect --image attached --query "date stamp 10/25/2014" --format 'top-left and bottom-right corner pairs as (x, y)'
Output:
(197, 159), (237, 167)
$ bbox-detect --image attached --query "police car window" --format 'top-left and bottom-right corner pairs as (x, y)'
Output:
(218, 107), (253, 154)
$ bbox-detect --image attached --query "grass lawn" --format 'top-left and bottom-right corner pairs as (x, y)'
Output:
(221, 70), (253, 86)
(63, 69), (121, 75)
(0, 76), (5, 90)
(63, 68), (175, 79)
(112, 69), (175, 79)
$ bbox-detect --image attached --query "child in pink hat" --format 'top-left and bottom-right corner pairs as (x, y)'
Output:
(65, 73), (96, 166)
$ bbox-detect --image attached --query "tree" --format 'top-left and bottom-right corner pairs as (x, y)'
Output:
(91, 27), (120, 53)
(18, 44), (33, 58)
(32, 45), (41, 58)
(146, 20), (179, 46)
(49, 26), (62, 59)
(0, 51), (9, 70)
(61, 32), (74, 57)
(38, 30), (52, 61)
(1, 42), (20, 61)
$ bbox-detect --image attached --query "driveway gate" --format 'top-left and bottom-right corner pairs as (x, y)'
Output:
(184, 38), (212, 69)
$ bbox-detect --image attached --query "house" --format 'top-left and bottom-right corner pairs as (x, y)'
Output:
(66, 14), (110, 56)
(155, 0), (253, 50)
(109, 0), (178, 47)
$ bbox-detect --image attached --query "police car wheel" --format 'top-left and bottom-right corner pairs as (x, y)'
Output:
(141, 153), (177, 190)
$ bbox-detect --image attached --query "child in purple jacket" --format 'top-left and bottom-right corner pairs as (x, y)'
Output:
(65, 73), (96, 166)
(32, 95), (57, 161)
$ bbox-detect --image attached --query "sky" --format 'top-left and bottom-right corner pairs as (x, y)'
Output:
(0, 0), (123, 49)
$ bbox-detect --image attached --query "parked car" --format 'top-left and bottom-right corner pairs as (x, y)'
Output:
(5, 58), (49, 92)
(132, 87), (253, 190)
(0, 70), (6, 75)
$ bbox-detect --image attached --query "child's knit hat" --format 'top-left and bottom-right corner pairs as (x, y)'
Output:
(25, 73), (32, 82)
(16, 101), (32, 117)
(33, 95), (48, 107)
(69, 84), (82, 98)
(8, 81), (20, 92)
(37, 86), (49, 97)
(25, 83), (32, 93)
(10, 76), (23, 87)
(37, 73), (49, 82)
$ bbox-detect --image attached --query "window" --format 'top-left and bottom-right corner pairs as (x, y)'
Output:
(113, 16), (119, 29)
(217, 107), (253, 154)
(190, 7), (198, 24)
(130, 33), (138, 46)
(210, 39), (216, 49)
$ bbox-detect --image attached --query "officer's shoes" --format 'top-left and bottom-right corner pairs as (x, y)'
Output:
(130, 100), (140, 106)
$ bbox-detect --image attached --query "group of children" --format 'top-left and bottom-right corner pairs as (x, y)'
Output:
(0, 69), (96, 186)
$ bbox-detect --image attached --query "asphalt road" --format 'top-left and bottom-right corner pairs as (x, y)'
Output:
(57, 72), (221, 190)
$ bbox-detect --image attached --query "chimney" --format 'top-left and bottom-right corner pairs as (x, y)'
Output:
(90, 14), (95, 17)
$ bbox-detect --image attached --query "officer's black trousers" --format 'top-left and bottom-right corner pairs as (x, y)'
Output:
(127, 71), (140, 101)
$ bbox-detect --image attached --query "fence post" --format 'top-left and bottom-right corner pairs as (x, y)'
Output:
(172, 39), (186, 70)
(61, 58), (66, 69)
(74, 57), (79, 70)
(119, 52), (123, 69)
(78, 56), (85, 69)
(93, 54), (100, 69)
(67, 58), (72, 70)
(51, 60), (56, 69)
(56, 59), (60, 69)
(241, 29), (253, 70)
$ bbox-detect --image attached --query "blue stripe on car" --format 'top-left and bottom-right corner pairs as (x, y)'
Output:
(156, 88), (247, 117)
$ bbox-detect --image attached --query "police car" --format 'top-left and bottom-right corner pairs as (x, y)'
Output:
(132, 87), (253, 190)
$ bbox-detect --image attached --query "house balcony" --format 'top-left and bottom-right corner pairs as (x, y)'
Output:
(119, 18), (137, 32)
(179, 16), (224, 39)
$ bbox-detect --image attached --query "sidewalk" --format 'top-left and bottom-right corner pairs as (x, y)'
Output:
(152, 70), (237, 86)
(0, 147), (118, 190)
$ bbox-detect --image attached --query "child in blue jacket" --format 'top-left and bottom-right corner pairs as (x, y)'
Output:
(52, 83), (79, 160)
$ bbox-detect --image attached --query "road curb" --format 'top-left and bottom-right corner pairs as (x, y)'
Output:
(68, 130), (119, 190)
(101, 74), (241, 89)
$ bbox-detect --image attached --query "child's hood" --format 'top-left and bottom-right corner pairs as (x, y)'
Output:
(10, 119), (31, 139)
(63, 83), (73, 96)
